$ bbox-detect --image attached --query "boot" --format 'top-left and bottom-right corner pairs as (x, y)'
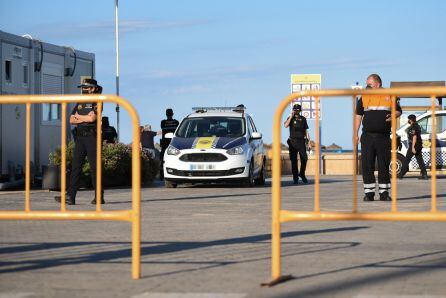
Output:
(91, 193), (105, 204)
(418, 173), (428, 180)
(379, 191), (392, 201)
(54, 194), (75, 205)
(299, 174), (308, 184)
(363, 193), (375, 201)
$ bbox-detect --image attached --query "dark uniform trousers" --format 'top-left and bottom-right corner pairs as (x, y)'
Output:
(288, 139), (308, 181)
(68, 134), (103, 200)
(361, 133), (391, 195)
(401, 146), (427, 176)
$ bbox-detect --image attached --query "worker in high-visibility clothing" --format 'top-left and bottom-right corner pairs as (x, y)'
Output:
(355, 74), (402, 201)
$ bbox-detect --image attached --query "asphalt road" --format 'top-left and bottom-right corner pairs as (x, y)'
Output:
(1, 176), (446, 298)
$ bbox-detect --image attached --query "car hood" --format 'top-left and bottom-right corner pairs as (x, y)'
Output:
(170, 136), (247, 150)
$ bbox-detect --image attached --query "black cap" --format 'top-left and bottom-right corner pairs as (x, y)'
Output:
(78, 78), (101, 89)
(293, 103), (301, 111)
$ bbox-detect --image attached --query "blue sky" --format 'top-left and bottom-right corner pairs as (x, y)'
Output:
(2, 0), (445, 148)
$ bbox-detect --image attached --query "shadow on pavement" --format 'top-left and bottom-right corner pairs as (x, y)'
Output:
(273, 249), (446, 297)
(106, 192), (271, 204)
(0, 226), (368, 275)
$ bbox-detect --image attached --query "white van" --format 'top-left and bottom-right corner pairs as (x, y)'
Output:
(393, 110), (446, 174)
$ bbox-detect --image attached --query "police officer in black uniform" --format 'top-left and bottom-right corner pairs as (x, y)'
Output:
(398, 114), (428, 180)
(284, 104), (311, 184)
(160, 108), (179, 179)
(355, 74), (402, 201)
(55, 78), (104, 205)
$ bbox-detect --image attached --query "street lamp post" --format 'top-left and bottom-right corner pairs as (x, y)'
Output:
(115, 0), (120, 141)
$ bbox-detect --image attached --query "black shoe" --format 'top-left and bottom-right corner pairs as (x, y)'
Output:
(363, 194), (375, 201)
(299, 174), (308, 184)
(293, 179), (299, 185)
(54, 195), (75, 205)
(418, 174), (429, 180)
(379, 192), (391, 201)
(397, 174), (404, 180)
(91, 198), (105, 204)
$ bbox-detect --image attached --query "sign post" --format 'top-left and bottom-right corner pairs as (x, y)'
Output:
(290, 74), (322, 174)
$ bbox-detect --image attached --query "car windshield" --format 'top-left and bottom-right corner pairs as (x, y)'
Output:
(176, 117), (245, 138)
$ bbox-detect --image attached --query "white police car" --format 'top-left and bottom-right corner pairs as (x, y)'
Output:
(163, 106), (266, 188)
(393, 110), (446, 174)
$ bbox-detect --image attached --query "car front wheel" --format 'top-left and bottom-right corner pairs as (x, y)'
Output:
(255, 160), (266, 186)
(165, 180), (178, 188)
(243, 161), (255, 187)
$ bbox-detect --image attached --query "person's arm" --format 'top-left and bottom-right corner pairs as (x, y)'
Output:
(284, 112), (294, 128)
(412, 135), (417, 153)
(74, 111), (97, 123)
(354, 98), (364, 144)
(305, 130), (311, 150)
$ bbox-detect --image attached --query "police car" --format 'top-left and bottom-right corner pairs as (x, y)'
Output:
(163, 106), (266, 188)
(393, 110), (446, 174)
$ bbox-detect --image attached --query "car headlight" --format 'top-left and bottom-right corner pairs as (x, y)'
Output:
(167, 145), (181, 156)
(227, 145), (244, 155)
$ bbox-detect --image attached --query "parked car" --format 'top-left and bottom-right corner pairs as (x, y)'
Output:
(163, 106), (266, 188)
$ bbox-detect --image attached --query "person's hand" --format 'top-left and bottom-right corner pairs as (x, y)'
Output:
(385, 114), (392, 122)
(353, 134), (359, 146)
(412, 147), (416, 154)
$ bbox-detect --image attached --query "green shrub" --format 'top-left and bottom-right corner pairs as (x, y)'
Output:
(49, 141), (158, 187)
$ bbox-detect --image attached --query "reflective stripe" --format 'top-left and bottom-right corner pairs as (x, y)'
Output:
(364, 106), (391, 111)
(364, 183), (376, 188)
(364, 189), (375, 193)
(378, 183), (391, 189)
(379, 189), (390, 194)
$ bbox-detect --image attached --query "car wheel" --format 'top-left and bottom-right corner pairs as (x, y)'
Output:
(244, 161), (255, 187)
(165, 180), (177, 188)
(389, 154), (405, 175)
(255, 160), (266, 186)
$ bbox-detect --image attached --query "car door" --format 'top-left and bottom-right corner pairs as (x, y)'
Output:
(416, 113), (446, 170)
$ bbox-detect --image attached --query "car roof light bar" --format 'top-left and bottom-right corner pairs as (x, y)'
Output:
(192, 106), (246, 113)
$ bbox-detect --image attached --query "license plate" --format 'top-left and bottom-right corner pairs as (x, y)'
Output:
(189, 164), (216, 170)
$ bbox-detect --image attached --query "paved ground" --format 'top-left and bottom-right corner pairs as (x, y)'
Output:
(1, 175), (446, 298)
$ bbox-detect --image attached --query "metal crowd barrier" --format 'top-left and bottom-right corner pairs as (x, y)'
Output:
(0, 94), (141, 279)
(264, 87), (446, 286)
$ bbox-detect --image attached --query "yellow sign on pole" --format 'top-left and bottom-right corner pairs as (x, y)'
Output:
(290, 74), (322, 120)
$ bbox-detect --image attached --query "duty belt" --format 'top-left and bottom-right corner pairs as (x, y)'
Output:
(76, 127), (96, 137)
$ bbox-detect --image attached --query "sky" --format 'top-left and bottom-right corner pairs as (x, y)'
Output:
(2, 0), (445, 149)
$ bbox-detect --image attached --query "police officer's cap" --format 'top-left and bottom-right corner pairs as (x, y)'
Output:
(78, 78), (101, 89)
(293, 103), (302, 111)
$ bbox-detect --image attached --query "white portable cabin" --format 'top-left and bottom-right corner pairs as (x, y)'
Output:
(0, 30), (95, 178)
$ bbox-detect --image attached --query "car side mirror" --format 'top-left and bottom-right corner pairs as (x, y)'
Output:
(251, 132), (262, 140)
(165, 132), (174, 139)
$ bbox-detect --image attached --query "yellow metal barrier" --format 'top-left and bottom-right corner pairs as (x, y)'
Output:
(0, 94), (141, 279)
(264, 87), (446, 286)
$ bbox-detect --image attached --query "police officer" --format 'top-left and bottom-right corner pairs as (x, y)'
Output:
(160, 108), (179, 179)
(284, 104), (311, 184)
(55, 78), (104, 205)
(398, 114), (428, 180)
(355, 74), (402, 201)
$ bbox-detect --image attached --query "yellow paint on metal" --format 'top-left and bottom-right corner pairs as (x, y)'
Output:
(195, 137), (216, 149)
(0, 94), (141, 280)
(266, 87), (446, 287)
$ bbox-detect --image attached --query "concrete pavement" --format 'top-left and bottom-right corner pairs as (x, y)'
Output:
(0, 176), (445, 297)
